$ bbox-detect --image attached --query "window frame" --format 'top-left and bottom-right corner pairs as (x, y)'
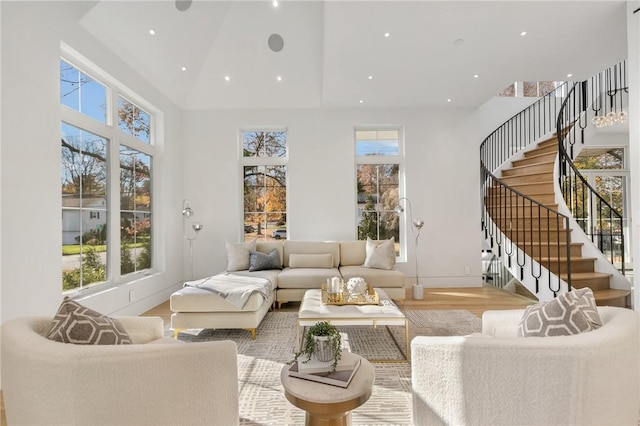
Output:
(354, 126), (406, 261)
(60, 43), (161, 295)
(239, 127), (288, 242)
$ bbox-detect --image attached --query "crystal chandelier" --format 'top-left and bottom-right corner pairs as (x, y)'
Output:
(592, 110), (627, 128)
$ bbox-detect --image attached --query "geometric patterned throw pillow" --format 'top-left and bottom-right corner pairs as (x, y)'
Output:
(46, 297), (132, 345)
(517, 288), (602, 337)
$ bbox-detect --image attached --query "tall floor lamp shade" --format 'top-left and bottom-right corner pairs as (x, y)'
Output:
(396, 197), (424, 300)
(182, 199), (203, 281)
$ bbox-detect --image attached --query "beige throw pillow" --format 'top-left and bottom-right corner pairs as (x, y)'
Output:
(226, 238), (257, 272)
(517, 288), (602, 337)
(363, 237), (396, 270)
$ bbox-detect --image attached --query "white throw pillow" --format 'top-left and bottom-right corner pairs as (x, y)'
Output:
(226, 238), (257, 272)
(363, 237), (396, 270)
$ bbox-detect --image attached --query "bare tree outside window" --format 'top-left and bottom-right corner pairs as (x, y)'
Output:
(60, 58), (155, 293)
(242, 131), (287, 241)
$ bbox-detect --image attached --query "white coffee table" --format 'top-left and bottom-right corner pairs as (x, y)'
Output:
(298, 288), (409, 362)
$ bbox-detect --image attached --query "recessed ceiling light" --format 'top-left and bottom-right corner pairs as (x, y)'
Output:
(474, 74), (479, 79)
(181, 66), (187, 71)
(148, 29), (156, 36)
(273, 0), (278, 7)
(359, 99), (364, 104)
(276, 75), (282, 82)
(447, 98), (452, 103)
(520, 31), (527, 36)
(384, 32), (390, 38)
(368, 75), (373, 80)
(224, 76), (230, 82)
(567, 73), (573, 78)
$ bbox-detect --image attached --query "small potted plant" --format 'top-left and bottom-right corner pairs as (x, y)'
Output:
(291, 321), (342, 371)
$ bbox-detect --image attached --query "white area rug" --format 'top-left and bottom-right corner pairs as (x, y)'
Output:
(172, 310), (481, 425)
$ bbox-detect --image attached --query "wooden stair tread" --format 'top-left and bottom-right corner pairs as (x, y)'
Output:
(591, 289), (630, 301)
(528, 241), (582, 247)
(505, 181), (554, 187)
(559, 271), (612, 280)
(508, 160), (555, 169)
(518, 151), (556, 159)
(503, 228), (572, 232)
(537, 138), (558, 148)
(539, 256), (596, 262)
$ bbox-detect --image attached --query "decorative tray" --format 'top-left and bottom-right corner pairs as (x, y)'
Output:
(321, 283), (379, 305)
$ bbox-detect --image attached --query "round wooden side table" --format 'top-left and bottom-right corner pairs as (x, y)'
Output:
(280, 354), (375, 426)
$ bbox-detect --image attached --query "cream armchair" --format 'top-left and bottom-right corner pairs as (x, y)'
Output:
(411, 307), (640, 426)
(1, 316), (239, 426)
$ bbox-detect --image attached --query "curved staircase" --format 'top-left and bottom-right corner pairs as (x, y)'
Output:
(481, 62), (631, 307)
(493, 136), (628, 306)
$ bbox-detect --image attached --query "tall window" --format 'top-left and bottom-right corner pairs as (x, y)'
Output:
(355, 128), (402, 256)
(60, 54), (155, 293)
(574, 147), (630, 267)
(241, 130), (287, 242)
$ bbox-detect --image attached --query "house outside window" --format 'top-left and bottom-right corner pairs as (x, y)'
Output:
(60, 51), (156, 293)
(355, 128), (402, 258)
(241, 130), (287, 242)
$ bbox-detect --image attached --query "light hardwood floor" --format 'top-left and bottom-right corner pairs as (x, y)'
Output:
(0, 286), (533, 426)
(142, 285), (536, 320)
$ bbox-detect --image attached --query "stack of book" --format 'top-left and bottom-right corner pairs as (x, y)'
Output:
(288, 350), (361, 388)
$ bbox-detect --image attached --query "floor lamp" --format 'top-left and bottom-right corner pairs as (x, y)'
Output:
(182, 199), (203, 281)
(396, 197), (424, 300)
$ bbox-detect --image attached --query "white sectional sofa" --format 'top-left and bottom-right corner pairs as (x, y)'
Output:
(233, 239), (405, 307)
(170, 239), (405, 338)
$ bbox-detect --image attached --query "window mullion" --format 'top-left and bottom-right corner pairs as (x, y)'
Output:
(107, 134), (120, 283)
(107, 88), (121, 283)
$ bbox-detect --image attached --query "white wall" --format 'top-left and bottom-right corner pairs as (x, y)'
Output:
(628, 1), (640, 311)
(0, 2), (184, 321)
(476, 96), (540, 142)
(182, 107), (483, 287)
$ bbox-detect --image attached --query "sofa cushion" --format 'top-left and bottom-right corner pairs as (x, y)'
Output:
(226, 238), (257, 272)
(46, 297), (132, 345)
(256, 241), (284, 266)
(277, 267), (341, 289)
(363, 237), (396, 270)
(517, 288), (602, 337)
(339, 241), (366, 266)
(249, 249), (282, 272)
(170, 285), (270, 313)
(289, 253), (334, 268)
(339, 265), (405, 287)
(283, 241), (340, 268)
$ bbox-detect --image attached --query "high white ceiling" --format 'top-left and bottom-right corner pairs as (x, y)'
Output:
(78, 1), (629, 110)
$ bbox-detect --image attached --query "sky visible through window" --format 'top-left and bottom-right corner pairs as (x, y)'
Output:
(355, 130), (399, 157)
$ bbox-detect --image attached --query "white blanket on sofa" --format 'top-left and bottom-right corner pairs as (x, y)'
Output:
(183, 273), (272, 309)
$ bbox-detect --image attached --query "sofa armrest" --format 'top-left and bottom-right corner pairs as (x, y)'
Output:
(117, 315), (165, 343)
(481, 309), (524, 337)
(69, 340), (240, 425)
